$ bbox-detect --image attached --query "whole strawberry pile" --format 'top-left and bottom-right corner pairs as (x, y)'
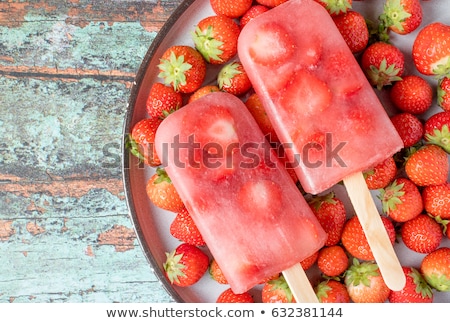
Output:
(126, 0), (450, 303)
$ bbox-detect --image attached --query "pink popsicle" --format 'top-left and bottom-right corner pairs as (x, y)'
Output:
(238, 0), (405, 290)
(155, 92), (327, 298)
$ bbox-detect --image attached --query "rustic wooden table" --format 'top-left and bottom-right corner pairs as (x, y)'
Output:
(0, 0), (183, 303)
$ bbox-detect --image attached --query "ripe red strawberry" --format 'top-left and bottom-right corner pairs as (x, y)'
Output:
(388, 266), (433, 303)
(192, 15), (240, 65)
(423, 111), (450, 153)
(332, 10), (369, 53)
(210, 0), (253, 19)
(400, 214), (442, 253)
(262, 275), (296, 303)
(308, 192), (346, 246)
(413, 22), (450, 76)
(341, 215), (396, 261)
(390, 112), (424, 148)
(361, 41), (405, 90)
(158, 45), (206, 93)
(422, 182), (450, 219)
(188, 84), (220, 103)
(209, 258), (228, 284)
(405, 144), (449, 187)
(363, 156), (397, 190)
(315, 279), (350, 303)
(127, 117), (162, 167)
(437, 76), (450, 111)
(146, 168), (185, 212)
(216, 288), (254, 303)
(245, 21), (296, 67)
(317, 245), (349, 277)
(239, 5), (269, 30)
(217, 61), (252, 96)
(146, 82), (183, 118)
(245, 92), (279, 142)
(170, 208), (206, 246)
(390, 75), (433, 114)
(344, 259), (391, 303)
(300, 251), (319, 270)
(163, 243), (209, 287)
(379, 177), (423, 222)
(314, 0), (352, 16)
(420, 247), (450, 292)
(380, 0), (423, 35)
(255, 0), (288, 8)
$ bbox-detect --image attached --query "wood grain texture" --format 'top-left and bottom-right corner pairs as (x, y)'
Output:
(0, 0), (184, 303)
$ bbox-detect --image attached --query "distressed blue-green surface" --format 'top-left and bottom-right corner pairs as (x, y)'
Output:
(0, 1), (180, 303)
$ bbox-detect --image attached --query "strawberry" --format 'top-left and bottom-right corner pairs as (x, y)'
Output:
(437, 76), (450, 111)
(262, 275), (296, 303)
(321, 50), (364, 95)
(146, 167), (185, 212)
(300, 251), (319, 271)
(146, 82), (183, 119)
(239, 5), (269, 30)
(341, 215), (396, 261)
(188, 84), (220, 103)
(280, 69), (332, 116)
(315, 279), (350, 303)
(170, 207), (206, 246)
(422, 182), (450, 219)
(344, 259), (391, 303)
(379, 177), (423, 222)
(126, 117), (162, 167)
(216, 288), (254, 303)
(237, 179), (283, 217)
(423, 111), (450, 153)
(246, 21), (296, 67)
(158, 45), (206, 93)
(163, 243), (209, 287)
(308, 192), (346, 246)
(332, 10), (369, 53)
(314, 0), (352, 17)
(192, 15), (240, 65)
(186, 104), (240, 180)
(420, 247), (450, 292)
(210, 0), (253, 19)
(400, 214), (442, 254)
(389, 75), (433, 114)
(379, 0), (423, 35)
(361, 41), (405, 90)
(245, 92), (279, 142)
(255, 0), (288, 8)
(388, 266), (433, 303)
(317, 245), (349, 277)
(217, 61), (252, 96)
(363, 156), (397, 190)
(209, 258), (228, 284)
(390, 112), (424, 148)
(413, 22), (450, 76)
(405, 144), (449, 187)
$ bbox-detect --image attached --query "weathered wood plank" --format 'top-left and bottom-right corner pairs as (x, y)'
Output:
(0, 0), (185, 303)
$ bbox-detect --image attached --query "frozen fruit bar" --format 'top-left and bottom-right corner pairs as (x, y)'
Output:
(155, 92), (327, 295)
(238, 0), (404, 195)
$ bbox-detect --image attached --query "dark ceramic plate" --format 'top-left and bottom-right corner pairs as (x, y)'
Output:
(122, 0), (450, 303)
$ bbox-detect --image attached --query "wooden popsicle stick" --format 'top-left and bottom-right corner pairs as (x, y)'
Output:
(343, 171), (406, 291)
(282, 263), (318, 303)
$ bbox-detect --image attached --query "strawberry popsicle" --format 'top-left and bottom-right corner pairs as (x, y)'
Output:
(238, 0), (405, 290)
(155, 92), (327, 299)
